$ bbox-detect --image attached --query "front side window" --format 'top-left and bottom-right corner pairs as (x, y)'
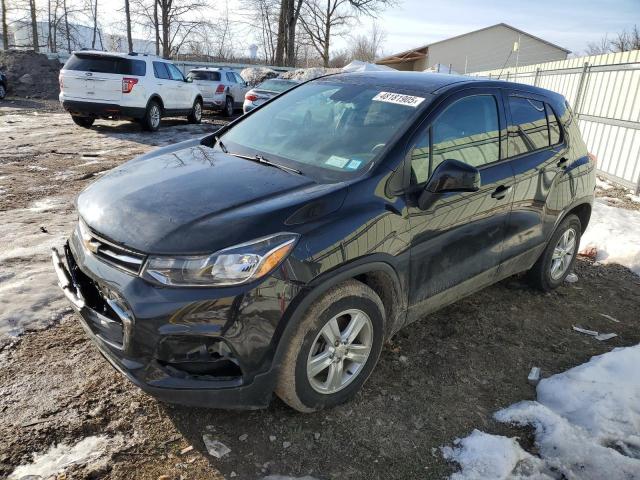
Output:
(409, 132), (430, 185)
(220, 81), (428, 181)
(226, 72), (237, 83)
(431, 95), (500, 171)
(234, 73), (245, 84)
(508, 96), (549, 155)
(166, 63), (184, 81)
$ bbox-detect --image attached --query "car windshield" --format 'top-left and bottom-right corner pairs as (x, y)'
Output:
(220, 80), (427, 181)
(257, 79), (297, 93)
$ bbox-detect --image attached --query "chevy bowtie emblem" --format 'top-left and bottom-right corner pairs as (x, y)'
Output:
(82, 232), (100, 254)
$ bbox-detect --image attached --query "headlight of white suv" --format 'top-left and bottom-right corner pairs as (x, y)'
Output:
(141, 233), (299, 287)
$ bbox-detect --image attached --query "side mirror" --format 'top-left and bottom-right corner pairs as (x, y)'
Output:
(418, 159), (480, 209)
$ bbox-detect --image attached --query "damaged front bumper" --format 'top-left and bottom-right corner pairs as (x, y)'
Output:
(51, 234), (301, 409)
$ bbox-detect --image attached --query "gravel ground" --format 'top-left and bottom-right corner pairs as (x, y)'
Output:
(1, 99), (639, 480)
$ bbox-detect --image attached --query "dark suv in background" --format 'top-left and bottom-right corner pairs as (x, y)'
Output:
(52, 72), (595, 412)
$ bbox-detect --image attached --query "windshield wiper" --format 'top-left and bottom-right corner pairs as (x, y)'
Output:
(227, 152), (303, 175)
(214, 135), (228, 153)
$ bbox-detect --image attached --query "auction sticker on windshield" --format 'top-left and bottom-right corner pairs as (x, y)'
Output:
(372, 92), (425, 107)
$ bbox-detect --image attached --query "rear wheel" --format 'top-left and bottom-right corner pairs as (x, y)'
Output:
(223, 96), (234, 117)
(187, 98), (202, 124)
(528, 214), (581, 291)
(275, 280), (385, 412)
(71, 115), (94, 128)
(142, 100), (161, 131)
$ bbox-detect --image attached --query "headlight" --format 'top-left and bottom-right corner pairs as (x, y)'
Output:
(141, 233), (299, 287)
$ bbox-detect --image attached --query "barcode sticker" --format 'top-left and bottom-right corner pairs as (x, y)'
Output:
(372, 92), (425, 107)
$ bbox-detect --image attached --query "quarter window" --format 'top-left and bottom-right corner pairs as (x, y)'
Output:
(508, 96), (549, 155)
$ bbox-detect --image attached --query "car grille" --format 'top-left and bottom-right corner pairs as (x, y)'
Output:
(78, 220), (146, 274)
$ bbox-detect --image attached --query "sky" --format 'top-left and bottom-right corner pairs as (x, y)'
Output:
(97, 0), (639, 58)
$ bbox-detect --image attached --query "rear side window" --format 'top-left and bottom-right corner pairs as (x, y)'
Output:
(153, 61), (170, 80)
(508, 97), (549, 155)
(431, 95), (500, 170)
(64, 54), (146, 76)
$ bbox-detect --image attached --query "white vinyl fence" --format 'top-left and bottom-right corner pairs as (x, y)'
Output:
(472, 50), (640, 194)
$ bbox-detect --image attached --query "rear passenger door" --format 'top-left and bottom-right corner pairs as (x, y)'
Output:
(152, 61), (175, 108)
(499, 91), (569, 276)
(405, 88), (513, 319)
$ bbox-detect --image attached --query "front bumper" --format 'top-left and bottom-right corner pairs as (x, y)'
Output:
(51, 233), (302, 409)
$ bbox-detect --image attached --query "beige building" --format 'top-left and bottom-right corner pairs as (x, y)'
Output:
(376, 23), (570, 74)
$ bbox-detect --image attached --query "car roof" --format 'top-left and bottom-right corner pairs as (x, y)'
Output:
(71, 50), (161, 60)
(319, 71), (564, 101)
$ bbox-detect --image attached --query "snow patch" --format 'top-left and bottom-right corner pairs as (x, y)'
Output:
(241, 66), (278, 86)
(626, 193), (640, 203)
(0, 197), (76, 347)
(8, 435), (119, 479)
(595, 177), (613, 190)
(579, 200), (640, 275)
(280, 67), (341, 82)
(443, 345), (640, 479)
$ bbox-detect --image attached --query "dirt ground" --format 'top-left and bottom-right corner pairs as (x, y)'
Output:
(1, 98), (639, 480)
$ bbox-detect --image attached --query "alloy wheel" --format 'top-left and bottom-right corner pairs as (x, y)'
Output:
(550, 227), (577, 280)
(194, 102), (202, 121)
(150, 105), (160, 129)
(306, 309), (373, 395)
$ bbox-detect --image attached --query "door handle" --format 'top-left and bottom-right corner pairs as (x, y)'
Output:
(557, 157), (569, 168)
(491, 185), (512, 200)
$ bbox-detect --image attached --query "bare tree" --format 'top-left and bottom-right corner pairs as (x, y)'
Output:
(585, 35), (610, 56)
(125, 0), (133, 52)
(274, 0), (303, 66)
(610, 25), (640, 52)
(300, 0), (391, 67)
(86, 0), (98, 49)
(240, 0), (280, 63)
(1, 0), (8, 49)
(349, 20), (385, 62)
(29, 0), (39, 51)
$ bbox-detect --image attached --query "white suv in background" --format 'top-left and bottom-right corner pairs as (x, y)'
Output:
(59, 51), (203, 131)
(187, 67), (249, 116)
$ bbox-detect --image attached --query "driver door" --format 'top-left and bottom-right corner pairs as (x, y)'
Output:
(405, 88), (514, 321)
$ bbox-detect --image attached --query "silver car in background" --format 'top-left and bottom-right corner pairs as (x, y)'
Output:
(187, 67), (249, 116)
(243, 78), (299, 114)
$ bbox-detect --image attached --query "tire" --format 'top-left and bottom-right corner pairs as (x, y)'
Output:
(528, 214), (581, 291)
(187, 98), (202, 124)
(142, 100), (162, 131)
(275, 280), (385, 413)
(223, 96), (234, 117)
(0, 83), (6, 99)
(71, 115), (94, 128)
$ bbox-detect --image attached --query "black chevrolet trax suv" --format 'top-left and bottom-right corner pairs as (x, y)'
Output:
(52, 72), (595, 412)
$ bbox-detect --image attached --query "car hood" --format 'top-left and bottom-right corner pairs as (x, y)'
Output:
(77, 144), (347, 254)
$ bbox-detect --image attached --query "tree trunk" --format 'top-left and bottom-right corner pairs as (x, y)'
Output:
(63, 0), (71, 52)
(161, 0), (170, 58)
(275, 0), (288, 66)
(322, 0), (330, 67)
(285, 0), (302, 66)
(91, 0), (98, 49)
(30, 0), (39, 52)
(125, 0), (133, 52)
(1, 0), (9, 50)
(154, 0), (160, 56)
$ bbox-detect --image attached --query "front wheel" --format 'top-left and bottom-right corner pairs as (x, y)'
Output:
(187, 98), (202, 124)
(528, 214), (581, 291)
(275, 280), (385, 413)
(142, 100), (161, 131)
(71, 115), (94, 128)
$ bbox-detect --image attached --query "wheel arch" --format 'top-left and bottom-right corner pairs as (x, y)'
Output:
(274, 259), (406, 367)
(566, 202), (592, 232)
(147, 94), (164, 113)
